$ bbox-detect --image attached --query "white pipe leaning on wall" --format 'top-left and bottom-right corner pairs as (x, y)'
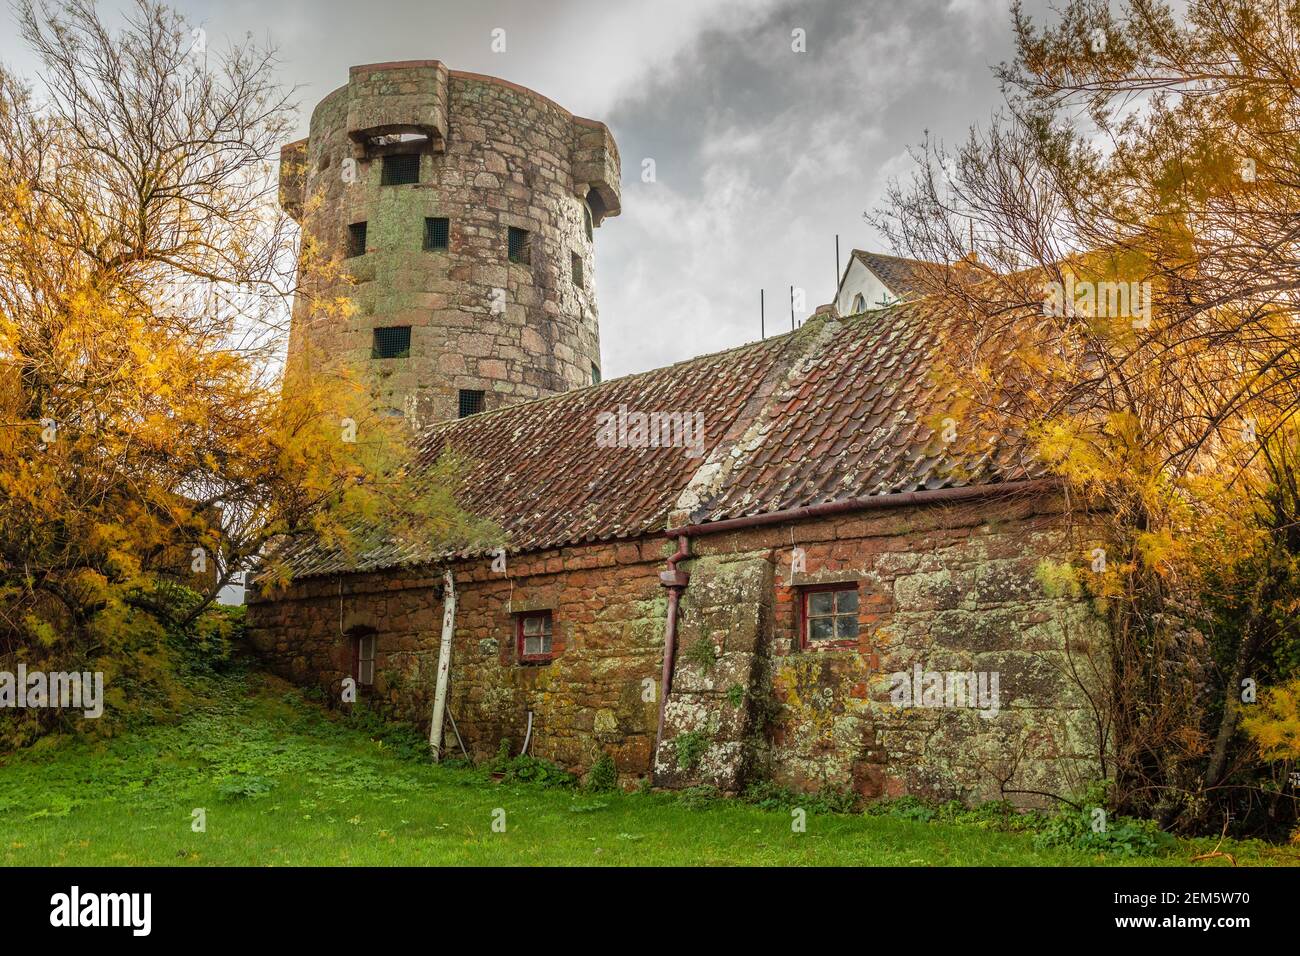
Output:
(429, 568), (456, 760)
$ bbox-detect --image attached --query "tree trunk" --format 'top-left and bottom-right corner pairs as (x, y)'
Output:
(1203, 567), (1270, 790)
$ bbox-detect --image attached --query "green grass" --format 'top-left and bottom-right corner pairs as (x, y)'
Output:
(1, 671), (1295, 867)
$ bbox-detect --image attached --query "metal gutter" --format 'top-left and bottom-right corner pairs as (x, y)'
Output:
(664, 478), (1058, 539)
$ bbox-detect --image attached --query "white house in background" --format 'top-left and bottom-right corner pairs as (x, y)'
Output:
(833, 250), (942, 315)
(830, 249), (993, 316)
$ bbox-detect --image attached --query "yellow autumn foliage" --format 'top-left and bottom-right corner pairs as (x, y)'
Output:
(1241, 681), (1300, 762)
(0, 0), (496, 744)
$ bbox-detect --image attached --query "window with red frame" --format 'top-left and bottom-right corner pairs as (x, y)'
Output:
(350, 630), (376, 685)
(801, 585), (859, 647)
(516, 611), (554, 662)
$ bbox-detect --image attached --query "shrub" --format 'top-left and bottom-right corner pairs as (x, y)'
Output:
(487, 741), (577, 788)
(949, 799), (1045, 832)
(182, 602), (243, 676)
(586, 752), (618, 792)
(500, 756), (576, 787)
(1032, 808), (1177, 857)
(861, 790), (1173, 857)
(0, 583), (252, 750)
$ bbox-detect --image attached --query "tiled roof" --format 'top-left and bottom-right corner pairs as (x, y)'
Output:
(273, 304), (1041, 578)
(851, 251), (978, 301)
(415, 332), (798, 550)
(680, 301), (1038, 523)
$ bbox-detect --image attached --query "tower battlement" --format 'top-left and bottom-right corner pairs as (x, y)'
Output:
(281, 60), (620, 425)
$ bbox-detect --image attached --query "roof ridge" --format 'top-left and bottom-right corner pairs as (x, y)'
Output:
(669, 315), (846, 526)
(853, 249), (938, 266)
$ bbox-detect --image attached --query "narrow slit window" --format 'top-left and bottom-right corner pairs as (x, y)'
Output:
(424, 216), (449, 251)
(372, 326), (411, 359)
(458, 389), (484, 418)
(347, 222), (367, 258)
(571, 251), (583, 287)
(801, 585), (859, 647)
(591, 363), (601, 385)
(507, 227), (531, 265)
(381, 153), (421, 185)
(516, 611), (554, 663)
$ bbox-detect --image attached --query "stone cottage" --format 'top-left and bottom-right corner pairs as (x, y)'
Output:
(247, 60), (1107, 803)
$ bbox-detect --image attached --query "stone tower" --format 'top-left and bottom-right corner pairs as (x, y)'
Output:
(279, 61), (621, 425)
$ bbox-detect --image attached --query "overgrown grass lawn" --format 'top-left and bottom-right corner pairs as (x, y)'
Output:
(1, 672), (1295, 866)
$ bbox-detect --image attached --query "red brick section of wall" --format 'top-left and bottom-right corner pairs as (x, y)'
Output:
(246, 492), (1105, 803)
(248, 535), (668, 775)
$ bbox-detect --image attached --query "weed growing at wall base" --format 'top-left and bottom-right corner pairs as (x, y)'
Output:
(673, 729), (711, 771)
(487, 739), (578, 787)
(585, 753), (617, 792)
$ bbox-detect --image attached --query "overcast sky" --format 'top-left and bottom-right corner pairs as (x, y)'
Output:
(1, 0), (1055, 378)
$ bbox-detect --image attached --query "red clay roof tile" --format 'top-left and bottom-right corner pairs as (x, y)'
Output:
(274, 302), (1042, 578)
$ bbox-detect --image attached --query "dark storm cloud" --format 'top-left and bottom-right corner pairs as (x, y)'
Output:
(1, 0), (1055, 376)
(595, 0), (1050, 375)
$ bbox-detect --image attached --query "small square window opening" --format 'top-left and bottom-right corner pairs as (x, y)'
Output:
(424, 217), (449, 251)
(381, 153), (420, 185)
(347, 222), (367, 258)
(458, 389), (485, 418)
(516, 611), (554, 662)
(802, 585), (859, 647)
(507, 227), (531, 265)
(372, 326), (411, 359)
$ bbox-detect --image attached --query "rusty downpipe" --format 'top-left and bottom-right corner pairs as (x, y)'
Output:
(654, 533), (690, 756)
